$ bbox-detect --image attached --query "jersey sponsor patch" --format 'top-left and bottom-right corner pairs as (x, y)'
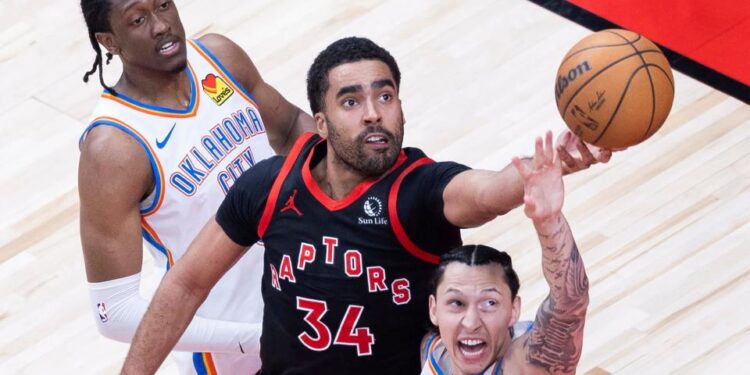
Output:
(358, 196), (387, 225)
(201, 73), (234, 106)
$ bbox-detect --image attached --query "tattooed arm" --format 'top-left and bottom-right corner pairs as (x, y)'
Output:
(506, 132), (589, 374)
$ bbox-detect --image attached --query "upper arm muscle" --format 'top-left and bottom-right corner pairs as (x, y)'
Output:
(78, 127), (153, 282)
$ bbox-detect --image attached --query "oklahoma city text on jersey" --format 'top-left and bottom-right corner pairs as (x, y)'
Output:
(169, 106), (266, 196)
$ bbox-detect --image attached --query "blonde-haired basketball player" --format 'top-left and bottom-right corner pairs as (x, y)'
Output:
(78, 0), (313, 373)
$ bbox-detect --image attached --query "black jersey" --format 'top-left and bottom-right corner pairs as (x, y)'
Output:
(217, 133), (470, 374)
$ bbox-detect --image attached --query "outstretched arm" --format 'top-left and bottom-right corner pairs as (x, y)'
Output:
(121, 219), (248, 374)
(442, 130), (613, 228)
(509, 131), (589, 374)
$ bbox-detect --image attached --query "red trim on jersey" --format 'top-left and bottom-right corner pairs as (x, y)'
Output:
(301, 145), (408, 211)
(257, 132), (315, 238)
(202, 352), (218, 375)
(388, 157), (440, 264)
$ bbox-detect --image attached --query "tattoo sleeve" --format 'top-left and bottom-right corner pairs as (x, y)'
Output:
(524, 214), (589, 374)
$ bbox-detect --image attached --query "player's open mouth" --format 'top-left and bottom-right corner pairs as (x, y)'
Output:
(363, 133), (390, 151)
(365, 134), (388, 144)
(458, 339), (486, 359)
(158, 40), (180, 56)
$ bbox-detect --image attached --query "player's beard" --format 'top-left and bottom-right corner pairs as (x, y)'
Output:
(168, 62), (188, 75)
(325, 116), (403, 178)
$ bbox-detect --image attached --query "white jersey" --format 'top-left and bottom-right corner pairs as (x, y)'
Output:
(82, 39), (273, 374)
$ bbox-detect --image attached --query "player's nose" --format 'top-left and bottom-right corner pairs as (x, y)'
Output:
(151, 13), (171, 37)
(362, 98), (381, 124)
(461, 307), (482, 331)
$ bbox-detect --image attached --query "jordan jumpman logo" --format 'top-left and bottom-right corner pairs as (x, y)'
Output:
(280, 189), (303, 216)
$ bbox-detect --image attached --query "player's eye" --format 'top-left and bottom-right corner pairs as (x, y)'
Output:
(159, 1), (171, 10)
(342, 98), (357, 108)
(480, 299), (498, 310)
(379, 93), (392, 102)
(132, 16), (145, 26)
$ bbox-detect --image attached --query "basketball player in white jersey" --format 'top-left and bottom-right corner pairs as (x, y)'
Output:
(78, 0), (314, 373)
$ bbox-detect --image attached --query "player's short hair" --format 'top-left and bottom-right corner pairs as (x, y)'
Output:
(306, 36), (401, 114)
(430, 245), (520, 299)
(80, 0), (117, 95)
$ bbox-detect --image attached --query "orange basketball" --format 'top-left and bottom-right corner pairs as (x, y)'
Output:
(555, 29), (675, 148)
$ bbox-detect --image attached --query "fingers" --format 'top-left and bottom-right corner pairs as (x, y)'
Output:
(557, 143), (576, 170)
(555, 130), (573, 149)
(575, 138), (596, 167)
(597, 149), (613, 163)
(534, 136), (544, 168)
(544, 130), (555, 164)
(512, 156), (530, 179)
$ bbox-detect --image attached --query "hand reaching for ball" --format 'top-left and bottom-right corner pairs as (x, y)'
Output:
(556, 130), (619, 175)
(512, 131), (564, 223)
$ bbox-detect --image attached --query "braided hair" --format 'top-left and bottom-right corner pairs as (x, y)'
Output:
(81, 0), (117, 95)
(430, 245), (520, 299)
(430, 244), (521, 337)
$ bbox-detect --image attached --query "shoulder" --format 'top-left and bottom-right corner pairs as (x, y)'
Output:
(502, 321), (539, 373)
(196, 33), (256, 86)
(232, 155), (285, 193)
(399, 149), (470, 187)
(420, 331), (441, 361)
(80, 126), (150, 175)
(78, 126), (152, 199)
(196, 33), (242, 57)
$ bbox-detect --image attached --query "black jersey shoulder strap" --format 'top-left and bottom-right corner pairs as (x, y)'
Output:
(257, 132), (317, 238)
(387, 156), (440, 264)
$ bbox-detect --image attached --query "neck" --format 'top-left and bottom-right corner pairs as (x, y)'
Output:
(311, 144), (369, 200)
(115, 65), (191, 108)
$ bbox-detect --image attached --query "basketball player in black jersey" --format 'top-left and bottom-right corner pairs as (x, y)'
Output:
(123, 37), (612, 374)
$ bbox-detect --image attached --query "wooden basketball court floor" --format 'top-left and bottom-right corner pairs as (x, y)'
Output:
(1, 0), (748, 373)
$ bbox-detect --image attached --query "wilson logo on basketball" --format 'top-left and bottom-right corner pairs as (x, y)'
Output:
(555, 61), (591, 100)
(201, 73), (234, 106)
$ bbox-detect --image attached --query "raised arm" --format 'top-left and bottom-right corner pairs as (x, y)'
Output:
(508, 131), (589, 374)
(121, 218), (248, 374)
(197, 34), (315, 154)
(442, 129), (612, 228)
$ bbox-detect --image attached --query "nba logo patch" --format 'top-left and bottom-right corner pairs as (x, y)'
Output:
(97, 302), (109, 323)
(201, 73), (234, 106)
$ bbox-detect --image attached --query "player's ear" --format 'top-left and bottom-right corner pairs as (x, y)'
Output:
(510, 295), (521, 327)
(315, 113), (328, 139)
(95, 32), (119, 56)
(428, 294), (438, 327)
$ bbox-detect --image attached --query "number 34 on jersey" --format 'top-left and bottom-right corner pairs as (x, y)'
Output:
(297, 297), (375, 356)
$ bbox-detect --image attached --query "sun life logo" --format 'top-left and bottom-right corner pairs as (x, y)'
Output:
(364, 197), (383, 217)
(359, 197), (388, 225)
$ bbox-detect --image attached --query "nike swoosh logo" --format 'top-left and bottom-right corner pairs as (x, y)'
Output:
(156, 123), (176, 149)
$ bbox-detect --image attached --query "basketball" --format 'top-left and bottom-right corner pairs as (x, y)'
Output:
(554, 29), (675, 148)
